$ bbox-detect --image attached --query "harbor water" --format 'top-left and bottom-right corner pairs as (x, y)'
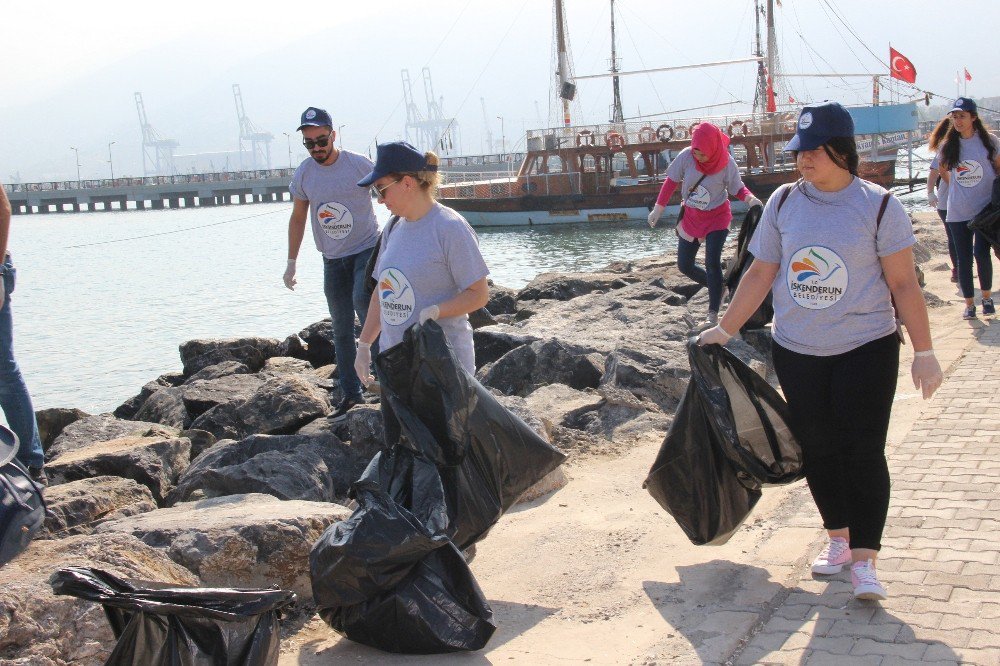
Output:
(5, 178), (932, 417)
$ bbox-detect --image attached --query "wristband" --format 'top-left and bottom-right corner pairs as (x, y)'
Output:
(913, 349), (935, 357)
(718, 324), (733, 339)
(358, 340), (372, 348)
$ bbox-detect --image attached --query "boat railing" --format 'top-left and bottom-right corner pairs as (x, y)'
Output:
(2, 167), (298, 194)
(440, 171), (587, 200)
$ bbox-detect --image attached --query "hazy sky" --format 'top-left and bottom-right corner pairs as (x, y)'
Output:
(2, 0), (996, 182)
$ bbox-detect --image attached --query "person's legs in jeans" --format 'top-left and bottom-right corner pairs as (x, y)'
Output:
(937, 209), (957, 276)
(324, 256), (363, 399)
(0, 265), (44, 469)
(948, 222), (977, 310)
(676, 235), (706, 288)
(703, 228), (728, 313)
(972, 229), (993, 301)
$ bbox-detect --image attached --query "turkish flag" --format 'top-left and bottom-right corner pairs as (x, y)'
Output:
(889, 47), (916, 83)
(965, 68), (972, 81)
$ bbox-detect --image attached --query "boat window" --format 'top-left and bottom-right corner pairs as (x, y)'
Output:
(548, 156), (563, 173)
(582, 154), (596, 172)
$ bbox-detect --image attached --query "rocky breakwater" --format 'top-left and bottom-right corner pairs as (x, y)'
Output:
(10, 220), (938, 663)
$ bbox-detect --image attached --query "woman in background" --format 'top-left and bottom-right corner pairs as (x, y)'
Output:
(926, 116), (957, 282)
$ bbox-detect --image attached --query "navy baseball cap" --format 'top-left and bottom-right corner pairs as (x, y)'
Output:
(357, 141), (436, 186)
(297, 106), (333, 131)
(784, 101), (855, 152)
(951, 97), (977, 114)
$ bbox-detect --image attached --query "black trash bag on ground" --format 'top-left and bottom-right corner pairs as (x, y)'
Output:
(724, 205), (773, 332)
(50, 567), (296, 666)
(643, 339), (803, 545)
(310, 480), (496, 654)
(376, 320), (567, 549)
(968, 176), (1000, 254)
(1, 424), (46, 567)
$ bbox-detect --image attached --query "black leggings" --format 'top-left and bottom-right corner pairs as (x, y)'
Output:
(772, 333), (899, 551)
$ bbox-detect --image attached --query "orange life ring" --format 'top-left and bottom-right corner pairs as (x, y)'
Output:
(605, 131), (626, 151)
(672, 125), (688, 141)
(728, 120), (747, 138)
(637, 126), (656, 143)
(656, 124), (673, 141)
(576, 130), (595, 147)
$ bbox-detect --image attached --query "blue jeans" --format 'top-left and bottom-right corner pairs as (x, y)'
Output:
(946, 222), (993, 299)
(676, 228), (728, 312)
(0, 259), (44, 468)
(323, 246), (376, 398)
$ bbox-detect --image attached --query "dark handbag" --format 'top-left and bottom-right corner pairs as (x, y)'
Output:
(0, 424), (46, 567)
(364, 216), (400, 295)
(675, 172), (708, 226)
(968, 176), (1000, 254)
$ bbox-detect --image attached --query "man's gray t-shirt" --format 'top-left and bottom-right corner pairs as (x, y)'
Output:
(665, 148), (745, 210)
(929, 153), (949, 211)
(749, 178), (915, 356)
(289, 150), (379, 259)
(942, 134), (1000, 223)
(374, 202), (489, 372)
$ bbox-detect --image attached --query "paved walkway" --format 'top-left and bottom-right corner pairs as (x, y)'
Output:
(733, 318), (1000, 665)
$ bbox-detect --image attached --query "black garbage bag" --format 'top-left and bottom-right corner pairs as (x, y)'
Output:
(1, 424), (46, 567)
(310, 480), (496, 654)
(968, 176), (1000, 254)
(643, 339), (803, 545)
(50, 567), (296, 666)
(724, 205), (773, 332)
(376, 320), (567, 549)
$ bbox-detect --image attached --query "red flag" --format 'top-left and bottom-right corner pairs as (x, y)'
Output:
(788, 96), (795, 104)
(766, 75), (777, 113)
(965, 67), (972, 81)
(889, 47), (916, 83)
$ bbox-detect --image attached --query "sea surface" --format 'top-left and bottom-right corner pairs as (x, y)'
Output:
(5, 165), (933, 417)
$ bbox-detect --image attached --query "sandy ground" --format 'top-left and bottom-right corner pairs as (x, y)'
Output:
(277, 211), (979, 665)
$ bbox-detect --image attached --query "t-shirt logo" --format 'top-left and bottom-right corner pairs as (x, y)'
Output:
(316, 202), (354, 240)
(955, 160), (984, 188)
(378, 268), (415, 326)
(687, 184), (711, 210)
(798, 112), (813, 130)
(786, 246), (848, 310)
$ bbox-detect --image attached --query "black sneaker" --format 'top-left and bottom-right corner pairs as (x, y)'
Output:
(330, 394), (363, 423)
(28, 466), (48, 487)
(982, 297), (995, 317)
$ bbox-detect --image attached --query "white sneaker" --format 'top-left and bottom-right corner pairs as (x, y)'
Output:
(811, 536), (851, 575)
(851, 559), (888, 601)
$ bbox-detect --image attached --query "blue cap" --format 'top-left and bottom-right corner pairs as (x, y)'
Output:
(297, 106), (332, 131)
(357, 141), (436, 186)
(951, 97), (977, 114)
(784, 101), (855, 152)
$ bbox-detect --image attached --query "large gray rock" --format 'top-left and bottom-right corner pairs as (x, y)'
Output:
(517, 271), (642, 302)
(485, 281), (518, 315)
(472, 328), (537, 369)
(48, 414), (179, 460)
(35, 407), (89, 450)
(179, 337), (282, 376)
(189, 401), (249, 442)
(298, 319), (336, 368)
(47, 435), (191, 504)
(261, 356), (314, 376)
(96, 493), (350, 600)
(523, 383), (604, 438)
(298, 404), (384, 464)
(478, 338), (604, 397)
(133, 386), (190, 429)
(0, 532), (197, 666)
(166, 432), (368, 505)
(180, 373), (264, 418)
(236, 376), (330, 435)
(41, 476), (157, 538)
(113, 373), (185, 420)
(183, 360), (250, 384)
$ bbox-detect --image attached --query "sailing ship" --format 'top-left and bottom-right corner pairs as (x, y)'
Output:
(437, 0), (918, 227)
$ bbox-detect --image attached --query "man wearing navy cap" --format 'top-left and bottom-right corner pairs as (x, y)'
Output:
(285, 107), (379, 421)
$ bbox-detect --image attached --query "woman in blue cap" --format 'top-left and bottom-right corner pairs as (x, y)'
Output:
(353, 141), (489, 379)
(935, 97), (999, 320)
(699, 101), (943, 601)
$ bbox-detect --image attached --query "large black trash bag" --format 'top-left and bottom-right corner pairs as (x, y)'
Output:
(968, 176), (1000, 254)
(724, 205), (773, 332)
(643, 339), (803, 545)
(377, 320), (567, 549)
(310, 480), (496, 654)
(50, 567), (296, 666)
(0, 424), (46, 567)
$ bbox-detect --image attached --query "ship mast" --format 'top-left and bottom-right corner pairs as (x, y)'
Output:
(753, 0), (767, 115)
(609, 0), (624, 123)
(555, 0), (575, 127)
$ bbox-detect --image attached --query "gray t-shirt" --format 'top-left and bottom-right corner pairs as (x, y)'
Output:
(289, 150), (379, 259)
(929, 153), (949, 212)
(665, 148), (746, 210)
(749, 178), (915, 356)
(374, 202), (490, 372)
(942, 134), (1000, 223)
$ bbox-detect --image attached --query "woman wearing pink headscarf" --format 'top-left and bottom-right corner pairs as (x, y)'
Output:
(648, 122), (762, 323)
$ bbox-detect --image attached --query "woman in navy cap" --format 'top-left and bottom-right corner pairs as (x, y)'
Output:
(352, 141), (489, 379)
(699, 101), (942, 601)
(935, 97), (999, 319)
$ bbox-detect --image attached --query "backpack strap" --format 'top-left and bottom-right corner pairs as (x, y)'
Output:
(873, 191), (905, 344)
(775, 181), (799, 214)
(875, 192), (891, 228)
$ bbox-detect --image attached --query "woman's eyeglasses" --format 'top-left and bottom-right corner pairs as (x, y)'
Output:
(302, 134), (332, 150)
(370, 179), (402, 199)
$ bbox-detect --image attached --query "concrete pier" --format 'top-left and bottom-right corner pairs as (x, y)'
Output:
(3, 168), (297, 215)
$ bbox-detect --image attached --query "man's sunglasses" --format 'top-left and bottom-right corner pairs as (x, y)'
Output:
(370, 178), (402, 200)
(302, 134), (332, 150)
